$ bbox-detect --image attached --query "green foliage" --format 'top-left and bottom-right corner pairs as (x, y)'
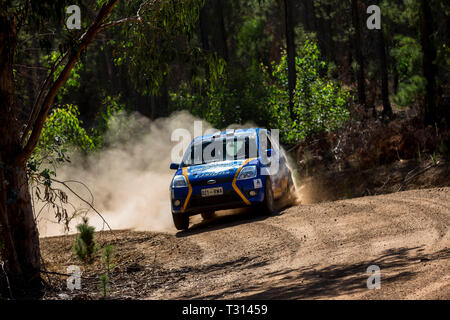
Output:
(43, 51), (83, 101)
(99, 273), (109, 298)
(390, 35), (425, 107)
(91, 95), (127, 146)
(15, 1), (76, 33)
(393, 75), (426, 107)
(170, 62), (271, 129)
(73, 217), (98, 263)
(30, 95), (125, 173)
(36, 104), (96, 153)
(29, 104), (96, 175)
(98, 244), (114, 298)
(236, 16), (268, 64)
(101, 244), (115, 273)
(264, 40), (350, 144)
(171, 39), (349, 145)
(13, 0), (448, 171)
(116, 0), (205, 96)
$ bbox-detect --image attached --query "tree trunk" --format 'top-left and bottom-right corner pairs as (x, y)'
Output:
(392, 59), (399, 95)
(0, 163), (42, 299)
(215, 0), (229, 62)
(316, 6), (328, 61)
(419, 0), (437, 126)
(199, 4), (210, 80)
(325, 4), (335, 63)
(199, 5), (209, 52)
(346, 49), (354, 84)
(0, 14), (42, 299)
(351, 0), (366, 106)
(305, 0), (317, 32)
(1, 0), (121, 299)
(100, 34), (117, 94)
(378, 29), (393, 118)
(283, 0), (296, 120)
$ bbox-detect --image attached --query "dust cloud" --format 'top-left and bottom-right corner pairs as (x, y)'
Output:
(36, 112), (299, 237)
(37, 111), (212, 237)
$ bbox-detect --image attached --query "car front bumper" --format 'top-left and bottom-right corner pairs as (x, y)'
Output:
(171, 178), (265, 216)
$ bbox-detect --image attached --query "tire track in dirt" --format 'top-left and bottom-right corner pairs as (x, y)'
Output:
(151, 212), (302, 299)
(394, 196), (450, 240)
(169, 187), (450, 299)
(41, 187), (450, 299)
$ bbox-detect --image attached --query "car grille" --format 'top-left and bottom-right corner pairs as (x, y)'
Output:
(188, 191), (243, 208)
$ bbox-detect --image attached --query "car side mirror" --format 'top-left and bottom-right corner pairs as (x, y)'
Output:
(170, 163), (179, 170)
(266, 149), (273, 157)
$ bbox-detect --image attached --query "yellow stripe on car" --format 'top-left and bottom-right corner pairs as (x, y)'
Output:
(182, 167), (192, 212)
(232, 158), (256, 205)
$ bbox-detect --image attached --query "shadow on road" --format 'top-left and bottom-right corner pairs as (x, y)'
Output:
(175, 202), (294, 238)
(175, 198), (293, 238)
(193, 246), (450, 299)
(175, 208), (270, 238)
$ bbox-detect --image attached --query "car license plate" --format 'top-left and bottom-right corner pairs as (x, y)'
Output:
(201, 187), (223, 197)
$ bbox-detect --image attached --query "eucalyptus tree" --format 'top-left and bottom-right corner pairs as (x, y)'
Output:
(0, 0), (203, 298)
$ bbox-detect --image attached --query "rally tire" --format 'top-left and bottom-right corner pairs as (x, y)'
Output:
(172, 212), (189, 231)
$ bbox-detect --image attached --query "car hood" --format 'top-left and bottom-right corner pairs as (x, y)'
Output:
(185, 159), (254, 183)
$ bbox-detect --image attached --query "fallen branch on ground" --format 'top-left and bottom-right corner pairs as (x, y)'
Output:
(397, 162), (439, 192)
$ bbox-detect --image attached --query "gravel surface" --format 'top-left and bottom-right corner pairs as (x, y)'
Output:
(41, 187), (450, 300)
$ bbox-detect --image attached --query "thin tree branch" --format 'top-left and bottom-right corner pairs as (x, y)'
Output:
(18, 32), (57, 47)
(100, 0), (156, 30)
(13, 64), (48, 70)
(397, 162), (438, 192)
(16, 0), (121, 163)
(20, 52), (68, 145)
(17, 0), (159, 161)
(49, 178), (113, 233)
(39, 269), (91, 280)
(99, 16), (141, 29)
(0, 261), (14, 300)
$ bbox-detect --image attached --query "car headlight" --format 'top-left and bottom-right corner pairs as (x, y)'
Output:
(237, 166), (257, 180)
(172, 175), (188, 188)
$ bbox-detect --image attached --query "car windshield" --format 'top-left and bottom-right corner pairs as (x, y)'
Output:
(181, 135), (257, 167)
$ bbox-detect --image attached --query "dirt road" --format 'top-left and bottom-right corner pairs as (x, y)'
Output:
(41, 187), (450, 299)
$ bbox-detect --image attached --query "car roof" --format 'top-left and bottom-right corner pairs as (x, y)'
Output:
(192, 128), (263, 142)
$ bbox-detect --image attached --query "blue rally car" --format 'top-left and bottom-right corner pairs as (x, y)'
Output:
(169, 128), (296, 230)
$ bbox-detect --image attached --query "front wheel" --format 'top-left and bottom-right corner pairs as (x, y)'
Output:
(172, 212), (189, 230)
